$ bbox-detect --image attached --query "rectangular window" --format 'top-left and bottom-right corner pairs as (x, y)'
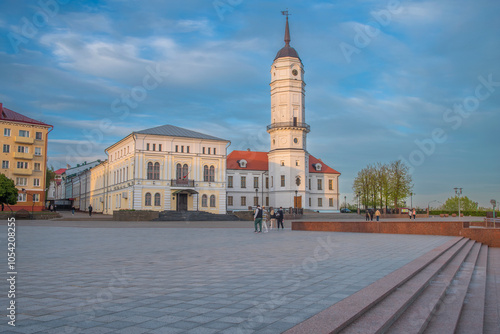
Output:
(317, 179), (323, 190)
(280, 160), (285, 166)
(158, 144), (162, 151)
(228, 176), (233, 188)
(16, 178), (27, 186)
(2, 161), (9, 169)
(265, 177), (269, 189)
(18, 193), (26, 202)
(146, 143), (150, 151)
(309, 198), (312, 207)
(4, 128), (11, 136)
(329, 198), (334, 207)
(175, 145), (178, 152)
(152, 144), (156, 151)
(228, 196), (233, 206)
(35, 147), (42, 156)
(33, 194), (40, 202)
(318, 198), (323, 207)
(241, 196), (246, 206)
(34, 162), (41, 171)
(254, 196), (258, 206)
(34, 178), (40, 187)
(281, 175), (285, 187)
(253, 177), (259, 189)
(19, 130), (29, 137)
(271, 176), (274, 188)
(35, 132), (42, 140)
(266, 197), (269, 206)
(17, 161), (28, 169)
(208, 147), (211, 154)
(329, 179), (333, 190)
(202, 147), (205, 154)
(296, 160), (299, 166)
(309, 178), (311, 190)
(17, 146), (28, 153)
(241, 176), (246, 188)
(181, 146), (184, 153)
(187, 146), (190, 153)
(213, 148), (216, 155)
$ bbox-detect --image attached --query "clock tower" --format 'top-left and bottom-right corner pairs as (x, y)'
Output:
(267, 13), (310, 209)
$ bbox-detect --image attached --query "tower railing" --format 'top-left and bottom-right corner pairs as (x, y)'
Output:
(266, 122), (310, 132)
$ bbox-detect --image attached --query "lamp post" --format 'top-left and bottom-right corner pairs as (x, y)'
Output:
(22, 188), (35, 219)
(295, 190), (298, 209)
(357, 191), (360, 215)
(410, 192), (413, 209)
(454, 187), (463, 219)
(344, 196), (347, 210)
(255, 187), (258, 207)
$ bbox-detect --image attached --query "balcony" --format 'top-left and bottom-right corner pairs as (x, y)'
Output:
(171, 179), (195, 187)
(267, 121), (310, 133)
(15, 136), (34, 144)
(14, 152), (33, 160)
(13, 168), (32, 176)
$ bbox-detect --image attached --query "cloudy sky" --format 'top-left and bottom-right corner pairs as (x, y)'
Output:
(1, 0), (499, 208)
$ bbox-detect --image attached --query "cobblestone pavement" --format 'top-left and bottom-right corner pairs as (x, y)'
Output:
(0, 223), (453, 333)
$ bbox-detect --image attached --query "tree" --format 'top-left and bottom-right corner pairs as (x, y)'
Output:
(46, 166), (56, 198)
(389, 160), (413, 209)
(441, 196), (478, 211)
(0, 174), (18, 209)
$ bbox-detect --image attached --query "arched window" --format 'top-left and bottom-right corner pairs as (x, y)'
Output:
(182, 164), (189, 179)
(201, 194), (208, 207)
(203, 165), (209, 182)
(154, 193), (161, 206)
(210, 195), (216, 207)
(209, 165), (215, 182)
(147, 162), (154, 180)
(145, 193), (151, 206)
(176, 163), (182, 179)
(153, 162), (160, 180)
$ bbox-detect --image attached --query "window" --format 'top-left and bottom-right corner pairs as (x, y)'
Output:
(317, 179), (323, 190)
(210, 195), (216, 207)
(187, 146), (190, 153)
(309, 178), (311, 190)
(33, 194), (40, 202)
(145, 193), (152, 206)
(176, 163), (182, 179)
(296, 160), (300, 166)
(18, 193), (26, 202)
(19, 130), (29, 137)
(3, 144), (9, 153)
(280, 160), (285, 166)
(213, 148), (216, 155)
(154, 193), (161, 206)
(238, 160), (247, 168)
(202, 194), (208, 207)
(147, 162), (154, 180)
(329, 179), (333, 190)
(271, 176), (273, 187)
(315, 163), (322, 171)
(152, 144), (156, 151)
(175, 145), (178, 152)
(153, 162), (160, 180)
(228, 176), (233, 188)
(254, 196), (258, 206)
(158, 144), (162, 151)
(253, 177), (259, 189)
(203, 165), (209, 182)
(182, 164), (188, 179)
(202, 147), (205, 154)
(266, 197), (269, 206)
(227, 196), (233, 206)
(318, 198), (323, 207)
(35, 132), (42, 140)
(241, 176), (246, 188)
(309, 198), (312, 206)
(281, 175), (285, 187)
(4, 128), (10, 136)
(2, 161), (9, 169)
(241, 196), (246, 206)
(265, 177), (269, 189)
(33, 178), (40, 187)
(209, 165), (215, 182)
(18, 146), (28, 153)
(329, 198), (334, 207)
(17, 161), (28, 169)
(16, 178), (27, 186)
(35, 147), (42, 156)
(181, 146), (184, 153)
(208, 148), (211, 154)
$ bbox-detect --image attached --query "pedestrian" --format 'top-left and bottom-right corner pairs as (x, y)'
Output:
(276, 206), (284, 229)
(370, 209), (374, 221)
(262, 206), (269, 233)
(412, 208), (416, 220)
(54, 204), (57, 212)
(375, 209), (381, 222)
(50, 204), (53, 212)
(88, 204), (93, 217)
(270, 207), (276, 230)
(365, 210), (370, 221)
(409, 209), (412, 220)
(1, 203), (4, 211)
(254, 205), (263, 233)
(71, 206), (75, 215)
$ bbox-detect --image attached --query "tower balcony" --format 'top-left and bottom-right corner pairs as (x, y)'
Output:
(267, 121), (310, 133)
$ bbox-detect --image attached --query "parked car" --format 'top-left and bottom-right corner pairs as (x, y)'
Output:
(340, 208), (351, 213)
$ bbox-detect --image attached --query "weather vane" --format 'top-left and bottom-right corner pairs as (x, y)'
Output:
(281, 9), (291, 18)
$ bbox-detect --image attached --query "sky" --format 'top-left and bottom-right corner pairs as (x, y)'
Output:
(0, 0), (499, 209)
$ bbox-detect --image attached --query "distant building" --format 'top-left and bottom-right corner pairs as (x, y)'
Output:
(0, 102), (52, 212)
(226, 16), (341, 211)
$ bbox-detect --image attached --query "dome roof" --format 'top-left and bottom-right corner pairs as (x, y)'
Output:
(275, 45), (300, 60)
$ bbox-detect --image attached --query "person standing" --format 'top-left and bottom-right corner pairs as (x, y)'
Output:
(276, 206), (284, 229)
(269, 207), (276, 230)
(254, 205), (263, 233)
(370, 209), (374, 221)
(409, 209), (412, 220)
(71, 206), (75, 215)
(375, 209), (381, 221)
(88, 204), (93, 217)
(365, 210), (370, 221)
(262, 206), (269, 233)
(412, 208), (416, 220)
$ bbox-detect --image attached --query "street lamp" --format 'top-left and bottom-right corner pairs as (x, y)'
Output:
(255, 188), (258, 207)
(410, 192), (414, 209)
(454, 187), (463, 219)
(22, 188), (35, 219)
(344, 196), (347, 210)
(357, 191), (360, 215)
(295, 190), (298, 209)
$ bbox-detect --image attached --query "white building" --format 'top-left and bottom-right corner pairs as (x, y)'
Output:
(226, 16), (341, 211)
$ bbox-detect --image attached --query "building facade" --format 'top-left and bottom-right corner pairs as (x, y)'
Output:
(0, 103), (52, 212)
(226, 16), (341, 211)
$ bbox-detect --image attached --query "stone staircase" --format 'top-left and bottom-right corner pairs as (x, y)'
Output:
(285, 237), (500, 334)
(154, 210), (245, 221)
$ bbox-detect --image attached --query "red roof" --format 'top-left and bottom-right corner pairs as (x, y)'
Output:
(54, 168), (67, 175)
(0, 103), (52, 127)
(227, 150), (269, 171)
(227, 150), (340, 175)
(309, 155), (340, 174)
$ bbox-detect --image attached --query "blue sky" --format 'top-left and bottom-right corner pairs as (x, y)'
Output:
(1, 0), (499, 208)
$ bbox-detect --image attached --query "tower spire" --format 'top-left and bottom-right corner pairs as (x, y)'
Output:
(281, 10), (291, 46)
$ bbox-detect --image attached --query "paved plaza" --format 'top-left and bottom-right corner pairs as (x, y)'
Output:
(1, 221), (454, 333)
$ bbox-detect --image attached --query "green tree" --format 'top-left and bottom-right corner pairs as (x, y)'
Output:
(441, 196), (478, 211)
(45, 166), (56, 198)
(389, 160), (413, 208)
(0, 174), (18, 209)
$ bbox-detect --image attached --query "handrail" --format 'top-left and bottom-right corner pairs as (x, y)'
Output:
(267, 122), (310, 132)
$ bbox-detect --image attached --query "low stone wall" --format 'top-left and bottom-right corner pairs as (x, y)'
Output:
(0, 212), (60, 220)
(113, 210), (159, 221)
(292, 221), (500, 248)
(231, 211), (254, 221)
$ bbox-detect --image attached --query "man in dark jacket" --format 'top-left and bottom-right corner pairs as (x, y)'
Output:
(254, 205), (262, 233)
(276, 207), (284, 229)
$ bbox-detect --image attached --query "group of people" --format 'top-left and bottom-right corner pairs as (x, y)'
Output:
(365, 208), (418, 221)
(254, 205), (284, 233)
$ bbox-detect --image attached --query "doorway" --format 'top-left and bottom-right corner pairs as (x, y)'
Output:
(177, 194), (188, 211)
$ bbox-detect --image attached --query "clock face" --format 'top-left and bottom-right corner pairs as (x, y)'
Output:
(292, 69), (298, 76)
